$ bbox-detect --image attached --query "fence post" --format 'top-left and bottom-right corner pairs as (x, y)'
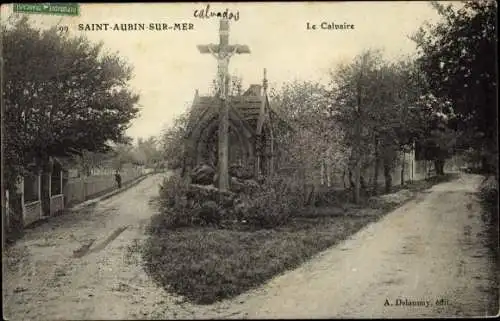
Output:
(48, 173), (52, 217)
(31, 175), (35, 220)
(411, 158), (415, 182)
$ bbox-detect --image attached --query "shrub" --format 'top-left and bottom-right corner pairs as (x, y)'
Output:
(153, 175), (196, 230)
(238, 175), (304, 229)
(154, 175), (235, 230)
(479, 176), (498, 210)
(153, 173), (306, 231)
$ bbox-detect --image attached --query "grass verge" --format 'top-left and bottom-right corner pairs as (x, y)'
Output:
(477, 175), (499, 315)
(141, 174), (457, 305)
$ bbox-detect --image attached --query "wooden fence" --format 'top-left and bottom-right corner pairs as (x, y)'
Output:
(276, 150), (463, 204)
(63, 168), (150, 206)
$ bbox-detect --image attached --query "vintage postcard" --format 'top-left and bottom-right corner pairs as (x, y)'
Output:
(2, 1), (498, 320)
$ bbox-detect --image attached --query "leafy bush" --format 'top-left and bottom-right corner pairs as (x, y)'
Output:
(152, 175), (196, 230)
(479, 176), (498, 211)
(153, 173), (306, 231)
(238, 175), (304, 229)
(153, 175), (234, 230)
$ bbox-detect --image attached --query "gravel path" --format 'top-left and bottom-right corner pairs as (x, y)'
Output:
(3, 173), (497, 319)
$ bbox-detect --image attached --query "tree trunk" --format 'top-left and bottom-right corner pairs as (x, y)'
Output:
(353, 113), (361, 204)
(320, 161), (325, 186)
(360, 175), (367, 190)
(348, 169), (355, 189)
(354, 162), (361, 204)
(383, 158), (392, 194)
(300, 166), (307, 207)
(326, 162), (331, 187)
(373, 137), (380, 196)
(401, 151), (405, 186)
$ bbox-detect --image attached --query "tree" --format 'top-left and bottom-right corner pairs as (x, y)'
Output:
(270, 80), (348, 203)
(329, 50), (428, 198)
(112, 143), (136, 171)
(2, 16), (140, 215)
(229, 75), (243, 96)
(73, 150), (112, 176)
(133, 136), (163, 167)
(411, 93), (460, 175)
(330, 50), (393, 201)
(412, 0), (497, 172)
(374, 58), (430, 190)
(161, 110), (190, 171)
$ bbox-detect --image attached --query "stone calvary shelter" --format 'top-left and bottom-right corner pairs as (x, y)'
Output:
(183, 76), (284, 180)
(181, 18), (289, 189)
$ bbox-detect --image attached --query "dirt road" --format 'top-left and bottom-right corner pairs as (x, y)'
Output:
(225, 174), (498, 318)
(3, 173), (497, 319)
(3, 173), (177, 320)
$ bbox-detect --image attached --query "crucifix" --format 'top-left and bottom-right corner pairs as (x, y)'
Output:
(197, 18), (251, 192)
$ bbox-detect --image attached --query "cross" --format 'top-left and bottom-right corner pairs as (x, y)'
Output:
(197, 19), (250, 100)
(197, 18), (251, 192)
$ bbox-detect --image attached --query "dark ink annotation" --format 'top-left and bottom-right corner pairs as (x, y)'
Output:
(193, 4), (240, 22)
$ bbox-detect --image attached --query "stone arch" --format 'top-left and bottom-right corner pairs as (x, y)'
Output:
(190, 113), (254, 168)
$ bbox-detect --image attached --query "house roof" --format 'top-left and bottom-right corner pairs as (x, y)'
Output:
(192, 94), (263, 121)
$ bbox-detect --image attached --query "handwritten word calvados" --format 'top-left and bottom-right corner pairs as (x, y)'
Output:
(193, 4), (240, 22)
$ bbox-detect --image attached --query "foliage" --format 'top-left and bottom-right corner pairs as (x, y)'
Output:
(71, 150), (113, 176)
(479, 176), (498, 210)
(412, 0), (497, 170)
(111, 143), (136, 171)
(412, 93), (460, 168)
(329, 50), (384, 166)
(160, 110), (190, 170)
(229, 75), (244, 96)
(152, 175), (196, 230)
(328, 50), (422, 197)
(131, 136), (163, 167)
(477, 174), (499, 305)
(155, 173), (305, 230)
(238, 175), (304, 229)
(2, 16), (139, 192)
(270, 80), (348, 186)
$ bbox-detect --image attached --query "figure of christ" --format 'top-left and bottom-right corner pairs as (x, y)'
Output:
(206, 46), (239, 99)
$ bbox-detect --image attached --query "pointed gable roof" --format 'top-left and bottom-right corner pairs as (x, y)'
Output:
(186, 84), (266, 138)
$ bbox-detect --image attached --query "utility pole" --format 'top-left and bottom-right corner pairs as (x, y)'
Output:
(197, 19), (250, 192)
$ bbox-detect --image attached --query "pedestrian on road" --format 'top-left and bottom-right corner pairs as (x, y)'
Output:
(115, 170), (122, 189)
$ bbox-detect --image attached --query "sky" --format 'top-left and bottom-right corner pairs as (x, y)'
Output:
(1, 2), (455, 141)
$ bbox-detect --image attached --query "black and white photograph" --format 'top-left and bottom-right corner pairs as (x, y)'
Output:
(1, 1), (498, 319)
